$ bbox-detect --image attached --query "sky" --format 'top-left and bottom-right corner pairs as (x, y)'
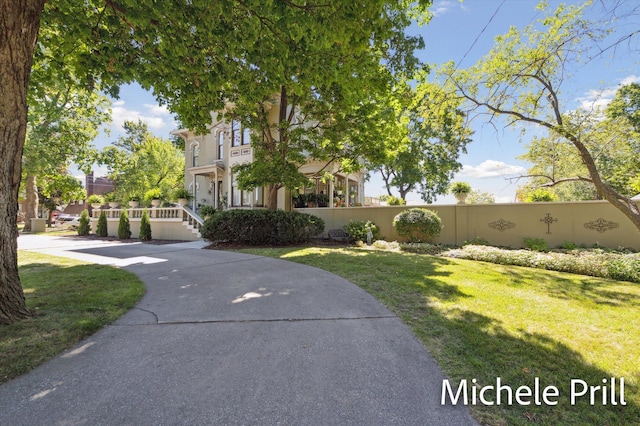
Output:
(85, 0), (639, 204)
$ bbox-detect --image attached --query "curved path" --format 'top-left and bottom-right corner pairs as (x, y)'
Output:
(2, 235), (477, 425)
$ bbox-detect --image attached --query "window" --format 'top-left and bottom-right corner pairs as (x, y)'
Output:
(232, 120), (241, 147)
(242, 127), (251, 145)
(191, 143), (199, 167)
(231, 172), (251, 207)
(218, 131), (224, 159)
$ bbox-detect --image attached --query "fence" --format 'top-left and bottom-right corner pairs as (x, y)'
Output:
(304, 200), (640, 249)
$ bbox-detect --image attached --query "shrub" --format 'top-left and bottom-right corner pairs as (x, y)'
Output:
(523, 237), (549, 252)
(524, 188), (557, 202)
(343, 220), (380, 243)
(139, 209), (152, 241)
(199, 205), (217, 218)
(393, 208), (442, 243)
(118, 209), (132, 240)
(606, 255), (640, 283)
(77, 210), (91, 236)
(200, 209), (324, 246)
(96, 211), (108, 237)
(560, 240), (578, 250)
(463, 237), (490, 246)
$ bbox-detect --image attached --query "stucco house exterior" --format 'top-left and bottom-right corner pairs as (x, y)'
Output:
(172, 109), (367, 212)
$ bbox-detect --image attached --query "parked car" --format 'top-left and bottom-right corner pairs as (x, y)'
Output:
(55, 215), (83, 229)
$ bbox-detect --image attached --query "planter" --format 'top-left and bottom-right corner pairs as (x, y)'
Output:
(128, 201), (140, 208)
(151, 199), (162, 208)
(178, 198), (188, 206)
(454, 193), (468, 204)
(108, 202), (120, 208)
(91, 203), (102, 209)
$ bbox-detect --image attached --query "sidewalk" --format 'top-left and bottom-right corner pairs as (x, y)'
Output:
(1, 235), (477, 425)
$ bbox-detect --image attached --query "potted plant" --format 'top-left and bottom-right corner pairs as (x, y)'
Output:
(87, 194), (104, 209)
(293, 193), (307, 208)
(317, 192), (329, 207)
(173, 188), (193, 206)
(144, 188), (163, 208)
(306, 193), (317, 208)
(128, 195), (141, 208)
(449, 181), (472, 204)
(103, 192), (119, 208)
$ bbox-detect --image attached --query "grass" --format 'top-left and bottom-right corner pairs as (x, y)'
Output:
(238, 246), (640, 425)
(0, 252), (145, 384)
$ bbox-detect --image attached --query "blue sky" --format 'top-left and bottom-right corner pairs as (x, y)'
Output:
(88, 0), (639, 204)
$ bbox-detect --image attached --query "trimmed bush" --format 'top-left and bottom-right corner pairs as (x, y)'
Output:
(118, 209), (132, 240)
(139, 209), (152, 241)
(77, 210), (91, 236)
(201, 209), (324, 246)
(393, 208), (442, 243)
(343, 220), (380, 243)
(524, 237), (549, 252)
(96, 211), (108, 237)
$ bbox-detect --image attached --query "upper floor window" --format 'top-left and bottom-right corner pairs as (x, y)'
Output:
(191, 143), (200, 167)
(242, 127), (251, 145)
(232, 120), (241, 147)
(218, 131), (224, 160)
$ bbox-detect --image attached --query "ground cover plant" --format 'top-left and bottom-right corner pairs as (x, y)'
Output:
(238, 246), (640, 425)
(0, 252), (145, 384)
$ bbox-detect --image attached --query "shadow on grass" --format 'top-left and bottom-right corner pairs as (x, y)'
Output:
(269, 248), (640, 426)
(497, 265), (640, 308)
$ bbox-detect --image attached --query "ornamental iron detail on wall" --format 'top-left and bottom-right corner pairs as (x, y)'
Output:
(540, 213), (557, 234)
(584, 218), (619, 233)
(488, 218), (516, 232)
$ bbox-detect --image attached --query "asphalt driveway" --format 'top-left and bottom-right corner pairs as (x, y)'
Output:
(1, 235), (477, 425)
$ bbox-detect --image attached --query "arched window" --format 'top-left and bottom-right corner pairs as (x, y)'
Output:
(191, 142), (200, 167)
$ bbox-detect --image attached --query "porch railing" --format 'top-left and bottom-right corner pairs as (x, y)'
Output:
(92, 206), (204, 232)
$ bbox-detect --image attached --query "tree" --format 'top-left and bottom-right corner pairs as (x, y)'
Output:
(96, 210), (108, 237)
(2, 1), (430, 322)
(117, 209), (131, 240)
(443, 1), (640, 232)
(139, 209), (151, 241)
(77, 209), (91, 236)
(39, 173), (86, 225)
(368, 77), (472, 203)
(101, 121), (184, 204)
(518, 84), (640, 201)
(467, 190), (496, 204)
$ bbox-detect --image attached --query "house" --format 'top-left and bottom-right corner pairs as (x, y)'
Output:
(172, 106), (366, 212)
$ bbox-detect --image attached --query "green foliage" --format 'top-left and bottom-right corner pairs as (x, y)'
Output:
(172, 187), (193, 201)
(117, 209), (131, 240)
(560, 240), (578, 250)
(198, 205), (217, 218)
(606, 256), (640, 283)
(393, 208), (442, 242)
(386, 195), (406, 205)
(466, 190), (495, 204)
(139, 210), (151, 241)
(448, 181), (471, 195)
(77, 210), (91, 236)
(101, 122), (183, 205)
(368, 79), (472, 202)
(463, 237), (490, 246)
(201, 210), (324, 246)
(343, 220), (380, 243)
(87, 194), (104, 205)
(523, 237), (549, 252)
(524, 188), (557, 202)
(96, 211), (108, 237)
(144, 188), (163, 203)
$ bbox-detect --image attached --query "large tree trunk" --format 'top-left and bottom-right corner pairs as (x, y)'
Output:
(22, 175), (38, 232)
(0, 1), (46, 324)
(266, 184), (279, 210)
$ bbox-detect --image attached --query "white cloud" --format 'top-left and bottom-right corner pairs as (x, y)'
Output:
(110, 101), (175, 132)
(576, 74), (640, 111)
(431, 1), (453, 17)
(460, 160), (526, 179)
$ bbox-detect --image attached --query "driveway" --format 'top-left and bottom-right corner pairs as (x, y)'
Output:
(1, 235), (477, 425)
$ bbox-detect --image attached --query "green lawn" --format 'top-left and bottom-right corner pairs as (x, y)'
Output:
(239, 246), (640, 426)
(0, 252), (145, 384)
